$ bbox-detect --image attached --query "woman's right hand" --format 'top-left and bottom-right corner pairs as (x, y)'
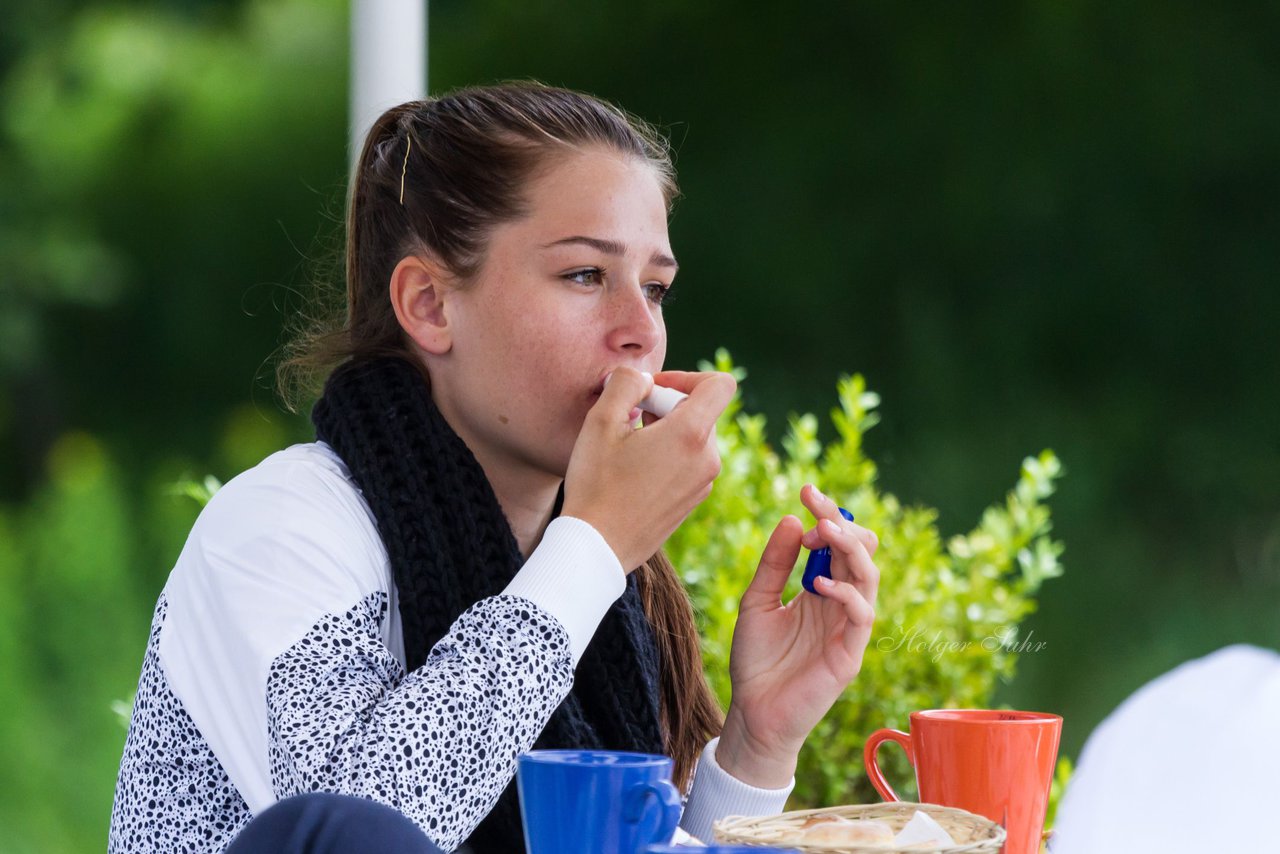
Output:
(562, 367), (736, 572)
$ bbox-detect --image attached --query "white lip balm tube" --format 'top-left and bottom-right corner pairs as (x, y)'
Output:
(638, 383), (688, 418)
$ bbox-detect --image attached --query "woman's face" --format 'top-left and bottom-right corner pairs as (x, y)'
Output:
(426, 146), (675, 483)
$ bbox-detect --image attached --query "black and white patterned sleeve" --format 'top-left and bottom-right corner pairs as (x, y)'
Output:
(265, 591), (573, 851)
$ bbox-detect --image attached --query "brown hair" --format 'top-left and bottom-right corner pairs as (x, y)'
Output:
(279, 81), (721, 787)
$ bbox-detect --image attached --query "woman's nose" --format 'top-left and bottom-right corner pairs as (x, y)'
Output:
(604, 283), (663, 354)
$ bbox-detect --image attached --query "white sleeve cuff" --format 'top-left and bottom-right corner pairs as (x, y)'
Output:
(679, 736), (794, 843)
(501, 516), (626, 665)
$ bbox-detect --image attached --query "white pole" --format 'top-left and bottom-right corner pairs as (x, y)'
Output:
(350, 0), (427, 166)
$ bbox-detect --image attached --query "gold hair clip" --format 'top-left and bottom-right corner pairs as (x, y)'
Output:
(399, 135), (412, 205)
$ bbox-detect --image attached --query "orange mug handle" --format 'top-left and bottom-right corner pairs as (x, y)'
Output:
(863, 728), (915, 802)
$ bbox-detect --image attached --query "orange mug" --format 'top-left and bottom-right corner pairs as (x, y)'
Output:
(864, 710), (1061, 854)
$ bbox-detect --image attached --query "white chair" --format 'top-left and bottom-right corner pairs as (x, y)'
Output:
(1050, 644), (1280, 852)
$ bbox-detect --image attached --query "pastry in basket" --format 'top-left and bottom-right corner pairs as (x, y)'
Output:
(715, 802), (1005, 852)
(797, 814), (896, 845)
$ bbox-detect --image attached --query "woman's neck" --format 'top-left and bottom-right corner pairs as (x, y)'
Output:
(471, 453), (562, 560)
(424, 378), (562, 559)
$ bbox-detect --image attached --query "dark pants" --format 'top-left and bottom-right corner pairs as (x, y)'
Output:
(226, 793), (445, 854)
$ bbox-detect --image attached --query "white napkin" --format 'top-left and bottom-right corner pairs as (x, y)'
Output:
(893, 810), (957, 848)
(670, 826), (705, 846)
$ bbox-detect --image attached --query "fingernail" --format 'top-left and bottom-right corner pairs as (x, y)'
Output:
(820, 518), (841, 535)
(816, 574), (835, 589)
(603, 372), (613, 387)
(641, 371), (653, 383)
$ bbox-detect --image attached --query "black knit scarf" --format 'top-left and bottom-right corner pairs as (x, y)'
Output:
(311, 356), (665, 853)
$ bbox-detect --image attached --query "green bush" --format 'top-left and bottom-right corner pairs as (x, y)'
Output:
(667, 351), (1066, 808)
(0, 432), (190, 852)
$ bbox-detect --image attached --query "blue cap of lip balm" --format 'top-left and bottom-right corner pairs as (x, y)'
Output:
(801, 507), (855, 594)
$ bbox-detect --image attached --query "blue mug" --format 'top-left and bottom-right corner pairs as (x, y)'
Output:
(517, 750), (682, 853)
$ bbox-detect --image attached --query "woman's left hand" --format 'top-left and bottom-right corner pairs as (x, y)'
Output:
(715, 484), (880, 788)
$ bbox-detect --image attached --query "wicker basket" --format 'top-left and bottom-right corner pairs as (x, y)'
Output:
(712, 802), (1006, 853)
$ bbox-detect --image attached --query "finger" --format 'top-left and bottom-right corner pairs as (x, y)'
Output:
(650, 370), (729, 395)
(593, 367), (653, 431)
(664, 372), (736, 433)
(813, 575), (877, 655)
(800, 524), (828, 551)
(800, 484), (878, 556)
(816, 518), (881, 607)
(740, 515), (804, 608)
(799, 511), (878, 557)
(861, 525), (880, 558)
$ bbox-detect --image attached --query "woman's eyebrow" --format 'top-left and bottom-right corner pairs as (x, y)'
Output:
(541, 235), (678, 270)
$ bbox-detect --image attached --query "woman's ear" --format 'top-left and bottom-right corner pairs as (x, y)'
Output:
(389, 254), (453, 355)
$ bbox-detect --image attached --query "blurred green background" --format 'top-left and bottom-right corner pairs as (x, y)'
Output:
(1, 0), (1277, 849)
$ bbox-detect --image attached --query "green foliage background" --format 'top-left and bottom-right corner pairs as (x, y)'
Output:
(1, 0), (1277, 850)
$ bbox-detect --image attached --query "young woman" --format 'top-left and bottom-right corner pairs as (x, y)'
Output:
(109, 82), (881, 853)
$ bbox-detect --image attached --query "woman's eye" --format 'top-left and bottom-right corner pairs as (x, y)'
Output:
(564, 268), (604, 286)
(644, 282), (674, 306)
